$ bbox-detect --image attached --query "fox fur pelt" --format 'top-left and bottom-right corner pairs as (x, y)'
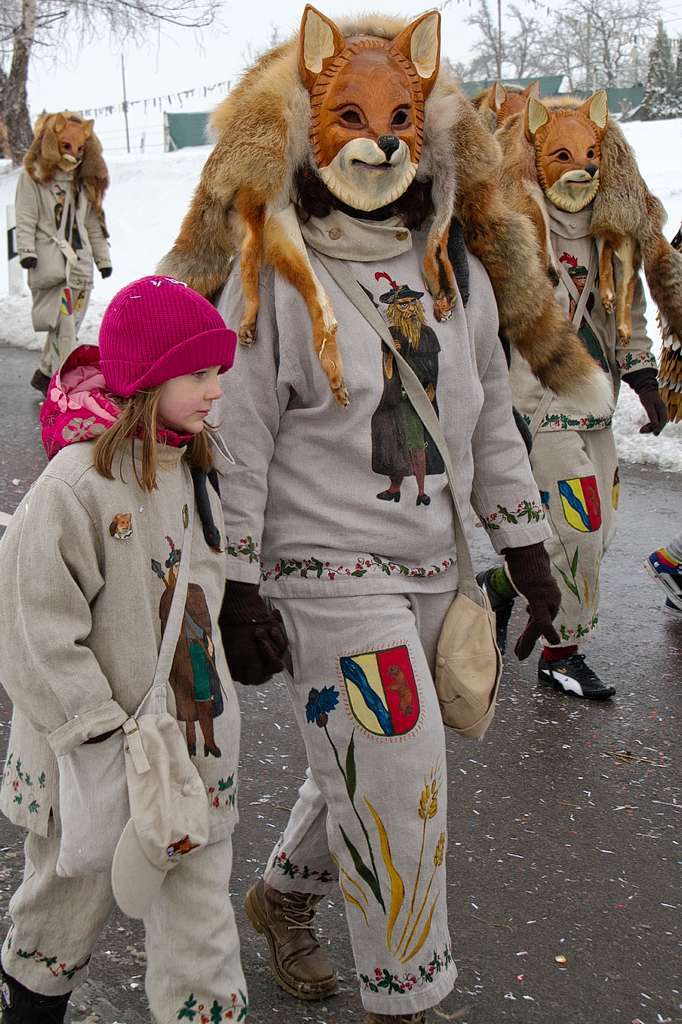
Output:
(496, 98), (682, 419)
(25, 112), (109, 217)
(159, 13), (610, 410)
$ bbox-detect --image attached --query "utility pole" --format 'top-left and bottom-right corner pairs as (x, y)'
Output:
(496, 0), (503, 79)
(120, 53), (130, 155)
(586, 12), (593, 91)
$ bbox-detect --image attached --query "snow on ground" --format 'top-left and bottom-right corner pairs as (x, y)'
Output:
(1, 118), (680, 469)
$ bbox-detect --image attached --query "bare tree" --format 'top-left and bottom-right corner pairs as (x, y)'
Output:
(0, 0), (220, 163)
(241, 23), (281, 69)
(466, 0), (502, 80)
(505, 5), (544, 79)
(464, 0), (545, 82)
(463, 0), (659, 92)
(535, 0), (658, 91)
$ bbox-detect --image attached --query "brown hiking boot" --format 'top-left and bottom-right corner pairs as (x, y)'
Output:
(365, 1013), (426, 1023)
(244, 879), (337, 1001)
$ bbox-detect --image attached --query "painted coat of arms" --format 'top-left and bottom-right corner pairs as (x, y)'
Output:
(558, 475), (602, 533)
(340, 645), (420, 737)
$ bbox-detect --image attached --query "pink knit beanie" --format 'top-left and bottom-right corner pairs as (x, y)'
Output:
(99, 275), (237, 397)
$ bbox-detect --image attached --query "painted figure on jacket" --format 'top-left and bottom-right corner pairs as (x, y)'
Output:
(371, 273), (443, 505)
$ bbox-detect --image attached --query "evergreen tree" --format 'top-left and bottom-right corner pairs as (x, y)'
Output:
(675, 37), (682, 110)
(641, 21), (680, 119)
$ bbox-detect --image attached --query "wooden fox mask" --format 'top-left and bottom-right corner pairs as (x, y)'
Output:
(525, 91), (608, 212)
(29, 112), (93, 173)
(300, 5), (440, 212)
(481, 80), (539, 129)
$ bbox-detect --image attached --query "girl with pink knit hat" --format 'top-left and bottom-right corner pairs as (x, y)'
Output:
(0, 276), (250, 1023)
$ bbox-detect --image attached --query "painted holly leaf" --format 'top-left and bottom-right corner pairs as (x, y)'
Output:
(237, 991), (249, 1022)
(28, 800), (39, 814)
(177, 994), (198, 1020)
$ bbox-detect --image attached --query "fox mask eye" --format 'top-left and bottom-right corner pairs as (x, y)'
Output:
(391, 108), (410, 128)
(338, 107), (364, 127)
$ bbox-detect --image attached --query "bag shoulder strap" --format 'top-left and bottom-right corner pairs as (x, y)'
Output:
(134, 465), (195, 716)
(527, 388), (555, 439)
(316, 252), (479, 601)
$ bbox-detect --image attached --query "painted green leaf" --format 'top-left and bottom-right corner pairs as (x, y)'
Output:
(570, 548), (579, 578)
(556, 566), (580, 600)
(338, 823), (384, 911)
(345, 733), (357, 802)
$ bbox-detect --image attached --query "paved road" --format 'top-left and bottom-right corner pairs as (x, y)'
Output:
(0, 346), (680, 1024)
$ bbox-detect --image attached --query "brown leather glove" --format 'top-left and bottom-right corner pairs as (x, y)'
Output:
(503, 543), (561, 660)
(218, 580), (289, 686)
(624, 368), (668, 435)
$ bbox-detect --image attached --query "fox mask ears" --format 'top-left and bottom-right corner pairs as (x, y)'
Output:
(391, 10), (441, 95)
(579, 90), (609, 132)
(524, 80), (540, 99)
(525, 89), (609, 141)
(492, 82), (507, 110)
(298, 5), (345, 88)
(491, 80), (538, 115)
(298, 5), (441, 96)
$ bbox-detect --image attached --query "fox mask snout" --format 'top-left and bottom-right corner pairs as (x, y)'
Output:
(299, 4), (441, 212)
(526, 91), (608, 212)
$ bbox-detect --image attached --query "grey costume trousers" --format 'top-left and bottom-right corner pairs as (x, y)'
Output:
(263, 589), (458, 1015)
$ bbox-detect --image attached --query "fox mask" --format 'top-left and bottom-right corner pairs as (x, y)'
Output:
(33, 112), (94, 173)
(481, 80), (539, 128)
(525, 91), (608, 212)
(300, 5), (440, 212)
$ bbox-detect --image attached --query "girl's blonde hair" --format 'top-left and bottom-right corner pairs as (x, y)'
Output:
(93, 386), (213, 491)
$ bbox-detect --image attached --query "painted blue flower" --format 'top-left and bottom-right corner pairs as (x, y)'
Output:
(306, 686), (339, 726)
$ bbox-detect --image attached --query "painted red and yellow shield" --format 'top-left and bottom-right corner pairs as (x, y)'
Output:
(558, 475), (602, 533)
(339, 645), (420, 737)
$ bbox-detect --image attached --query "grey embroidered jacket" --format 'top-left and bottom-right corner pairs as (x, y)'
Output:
(0, 443), (239, 840)
(510, 203), (657, 432)
(216, 211), (551, 597)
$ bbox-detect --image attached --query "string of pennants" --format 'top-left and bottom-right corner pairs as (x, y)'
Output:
(79, 0), (558, 119)
(80, 79), (231, 118)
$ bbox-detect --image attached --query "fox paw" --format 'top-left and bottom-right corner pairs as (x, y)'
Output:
(333, 383), (350, 407)
(600, 291), (615, 314)
(238, 321), (257, 346)
(547, 264), (560, 287)
(433, 295), (455, 322)
(617, 324), (632, 345)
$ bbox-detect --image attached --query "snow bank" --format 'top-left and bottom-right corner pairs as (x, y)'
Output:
(1, 119), (680, 470)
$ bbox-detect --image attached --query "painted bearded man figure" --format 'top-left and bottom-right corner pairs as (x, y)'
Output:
(372, 274), (444, 505)
(160, 8), (615, 1022)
